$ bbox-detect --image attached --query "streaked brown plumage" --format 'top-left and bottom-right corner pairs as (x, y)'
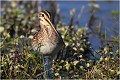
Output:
(32, 10), (65, 60)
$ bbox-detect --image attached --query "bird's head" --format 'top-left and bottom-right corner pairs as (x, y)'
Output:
(38, 10), (52, 27)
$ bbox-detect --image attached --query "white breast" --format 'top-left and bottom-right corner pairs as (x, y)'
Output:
(40, 42), (58, 55)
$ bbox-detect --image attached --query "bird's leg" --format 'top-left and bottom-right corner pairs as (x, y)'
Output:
(41, 54), (47, 78)
(44, 56), (51, 78)
(56, 46), (65, 61)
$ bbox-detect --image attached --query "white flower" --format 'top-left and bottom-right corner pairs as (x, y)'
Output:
(31, 29), (37, 33)
(28, 35), (33, 39)
(73, 47), (77, 51)
(77, 43), (80, 46)
(20, 35), (24, 38)
(55, 73), (59, 76)
(80, 48), (84, 51)
(0, 27), (4, 32)
(79, 55), (82, 58)
(100, 57), (103, 61)
(65, 42), (69, 46)
(86, 63), (90, 67)
(73, 60), (79, 66)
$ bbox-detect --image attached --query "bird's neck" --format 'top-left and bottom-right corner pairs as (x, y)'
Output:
(40, 21), (59, 36)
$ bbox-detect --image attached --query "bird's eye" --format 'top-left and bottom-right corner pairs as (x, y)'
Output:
(41, 14), (44, 17)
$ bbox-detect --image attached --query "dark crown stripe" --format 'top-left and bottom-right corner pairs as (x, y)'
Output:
(41, 10), (51, 19)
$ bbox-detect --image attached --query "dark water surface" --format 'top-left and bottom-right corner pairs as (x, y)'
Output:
(59, 1), (119, 50)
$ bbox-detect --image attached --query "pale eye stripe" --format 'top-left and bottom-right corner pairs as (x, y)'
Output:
(44, 11), (50, 19)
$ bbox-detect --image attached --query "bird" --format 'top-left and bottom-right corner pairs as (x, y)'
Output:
(32, 10), (65, 61)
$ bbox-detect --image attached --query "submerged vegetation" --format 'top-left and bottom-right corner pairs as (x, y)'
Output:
(0, 1), (119, 79)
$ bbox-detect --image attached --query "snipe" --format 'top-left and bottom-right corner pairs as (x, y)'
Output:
(32, 10), (65, 60)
